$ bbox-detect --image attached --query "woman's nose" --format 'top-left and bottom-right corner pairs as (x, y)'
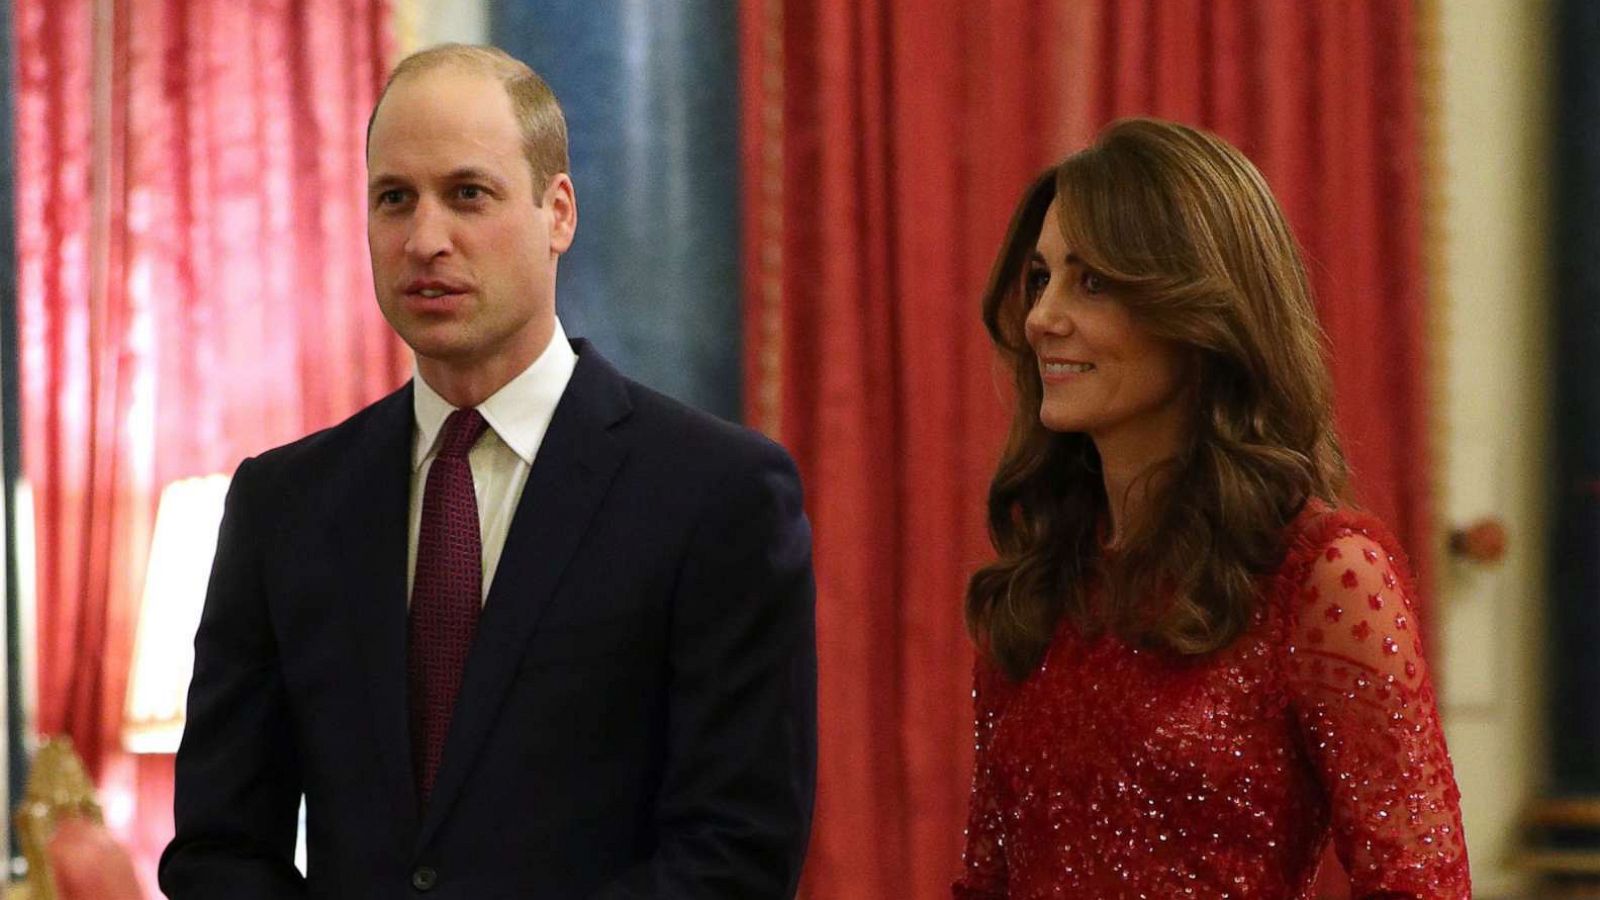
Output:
(1025, 288), (1074, 343)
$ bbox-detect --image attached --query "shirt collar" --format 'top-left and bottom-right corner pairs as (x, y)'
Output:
(411, 318), (578, 469)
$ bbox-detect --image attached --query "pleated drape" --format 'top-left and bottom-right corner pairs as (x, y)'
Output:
(13, 0), (401, 886)
(742, 3), (1059, 895)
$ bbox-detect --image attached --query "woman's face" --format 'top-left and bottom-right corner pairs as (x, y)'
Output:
(1022, 199), (1190, 456)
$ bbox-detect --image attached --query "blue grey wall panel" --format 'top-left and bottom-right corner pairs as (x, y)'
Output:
(493, 1), (742, 421)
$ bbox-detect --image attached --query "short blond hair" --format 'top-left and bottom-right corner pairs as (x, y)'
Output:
(368, 44), (569, 197)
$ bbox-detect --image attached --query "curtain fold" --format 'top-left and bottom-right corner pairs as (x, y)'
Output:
(14, 0), (399, 888)
(741, 3), (1060, 895)
(745, 3), (1433, 898)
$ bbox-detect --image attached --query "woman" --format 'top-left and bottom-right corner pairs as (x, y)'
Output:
(955, 119), (1469, 899)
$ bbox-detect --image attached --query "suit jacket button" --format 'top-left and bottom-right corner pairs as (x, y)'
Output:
(411, 866), (438, 891)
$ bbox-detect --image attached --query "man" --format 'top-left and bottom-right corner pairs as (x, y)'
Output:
(159, 44), (816, 899)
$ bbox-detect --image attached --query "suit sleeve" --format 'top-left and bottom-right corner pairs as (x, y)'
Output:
(589, 440), (818, 900)
(158, 456), (308, 899)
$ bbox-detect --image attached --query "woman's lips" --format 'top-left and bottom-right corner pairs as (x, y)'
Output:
(1039, 358), (1095, 382)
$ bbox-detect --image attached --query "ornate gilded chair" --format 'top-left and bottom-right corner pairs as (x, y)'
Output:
(9, 736), (142, 900)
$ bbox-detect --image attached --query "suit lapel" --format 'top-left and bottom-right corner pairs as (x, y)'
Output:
(416, 341), (633, 850)
(336, 383), (420, 834)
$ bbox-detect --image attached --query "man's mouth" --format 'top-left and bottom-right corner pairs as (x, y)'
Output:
(403, 280), (470, 301)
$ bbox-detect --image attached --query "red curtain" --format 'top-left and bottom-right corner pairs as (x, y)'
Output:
(743, 2), (1432, 899)
(14, 0), (401, 889)
(741, 2), (1061, 896)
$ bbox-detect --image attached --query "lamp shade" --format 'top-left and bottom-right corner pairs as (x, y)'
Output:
(122, 474), (230, 754)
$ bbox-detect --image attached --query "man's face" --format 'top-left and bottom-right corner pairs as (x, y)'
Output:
(366, 68), (575, 385)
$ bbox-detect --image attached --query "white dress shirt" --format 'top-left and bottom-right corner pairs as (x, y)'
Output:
(407, 319), (578, 602)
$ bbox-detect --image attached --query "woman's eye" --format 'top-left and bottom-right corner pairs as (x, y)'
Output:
(1024, 267), (1050, 300)
(1081, 271), (1105, 294)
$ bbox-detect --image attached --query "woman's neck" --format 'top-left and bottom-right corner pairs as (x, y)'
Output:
(1092, 417), (1189, 546)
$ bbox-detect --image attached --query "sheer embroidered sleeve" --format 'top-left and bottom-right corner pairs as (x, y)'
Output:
(1282, 523), (1471, 898)
(953, 655), (1014, 899)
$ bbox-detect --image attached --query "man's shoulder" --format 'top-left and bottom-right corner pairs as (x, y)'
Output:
(615, 374), (793, 475)
(610, 377), (806, 536)
(241, 382), (412, 477)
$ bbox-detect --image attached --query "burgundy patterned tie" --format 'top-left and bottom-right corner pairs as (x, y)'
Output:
(408, 407), (490, 804)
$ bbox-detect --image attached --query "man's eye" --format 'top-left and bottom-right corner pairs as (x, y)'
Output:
(376, 189), (406, 206)
(457, 185), (485, 201)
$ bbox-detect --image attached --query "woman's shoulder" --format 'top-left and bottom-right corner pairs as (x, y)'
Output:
(1264, 500), (1419, 619)
(1276, 499), (1410, 572)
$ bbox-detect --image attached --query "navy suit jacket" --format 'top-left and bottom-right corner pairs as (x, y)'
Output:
(159, 341), (817, 899)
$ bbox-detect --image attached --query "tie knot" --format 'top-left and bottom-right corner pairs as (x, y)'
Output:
(436, 408), (489, 460)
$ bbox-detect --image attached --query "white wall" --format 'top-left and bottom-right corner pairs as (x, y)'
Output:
(395, 0), (490, 51)
(1434, 1), (1552, 895)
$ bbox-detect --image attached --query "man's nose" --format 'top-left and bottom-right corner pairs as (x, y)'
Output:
(403, 199), (452, 259)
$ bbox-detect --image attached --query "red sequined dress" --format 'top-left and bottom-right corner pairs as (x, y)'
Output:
(954, 506), (1470, 899)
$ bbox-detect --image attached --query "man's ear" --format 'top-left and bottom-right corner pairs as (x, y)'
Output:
(544, 173), (577, 254)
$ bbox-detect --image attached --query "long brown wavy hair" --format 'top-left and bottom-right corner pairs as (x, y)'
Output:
(967, 118), (1349, 681)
